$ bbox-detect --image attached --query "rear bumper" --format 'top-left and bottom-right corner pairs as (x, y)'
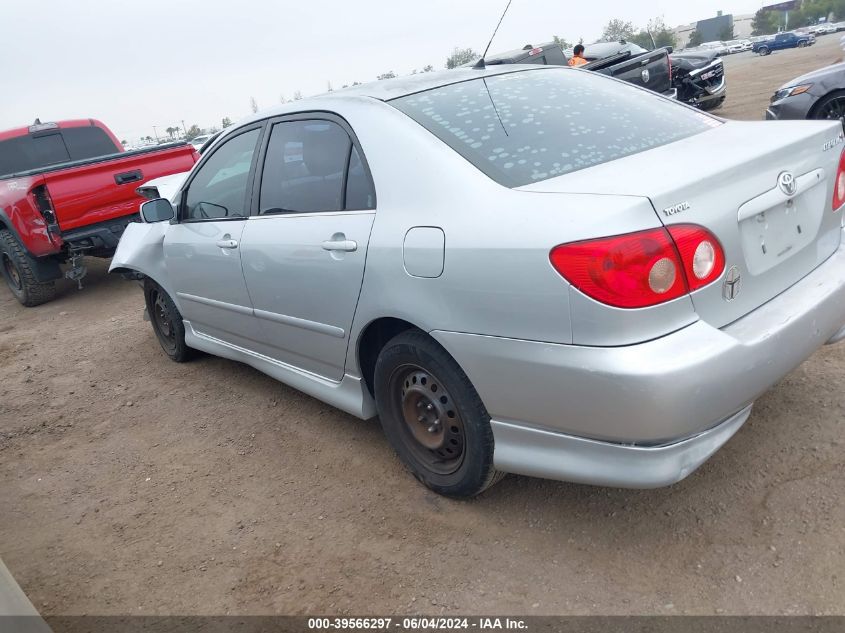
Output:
(60, 211), (140, 256)
(432, 231), (845, 486)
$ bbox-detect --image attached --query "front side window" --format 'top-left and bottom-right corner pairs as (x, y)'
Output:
(183, 128), (260, 220)
(391, 68), (719, 188)
(259, 120), (373, 214)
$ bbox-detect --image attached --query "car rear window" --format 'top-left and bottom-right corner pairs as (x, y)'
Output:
(391, 68), (719, 188)
(0, 126), (118, 176)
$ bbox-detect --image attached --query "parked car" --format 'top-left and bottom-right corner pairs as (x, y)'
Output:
(0, 119), (199, 306)
(138, 132), (222, 201)
(699, 41), (730, 56)
(476, 41), (676, 99)
(670, 49), (727, 110)
(810, 23), (837, 35)
(725, 40), (745, 54)
(190, 134), (214, 151)
(753, 31), (813, 55)
(112, 66), (845, 498)
(766, 61), (845, 125)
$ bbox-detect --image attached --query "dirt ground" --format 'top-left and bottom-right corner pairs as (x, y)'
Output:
(2, 36), (845, 618)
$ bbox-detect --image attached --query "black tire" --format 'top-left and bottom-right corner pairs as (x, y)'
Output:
(373, 329), (504, 498)
(0, 230), (56, 307)
(798, 41), (807, 48)
(143, 279), (195, 362)
(759, 47), (770, 56)
(810, 90), (845, 127)
(700, 96), (726, 112)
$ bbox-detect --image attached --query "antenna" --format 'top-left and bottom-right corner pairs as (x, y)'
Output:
(473, 0), (515, 69)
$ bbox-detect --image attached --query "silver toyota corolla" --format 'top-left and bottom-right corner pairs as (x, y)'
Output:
(112, 65), (845, 498)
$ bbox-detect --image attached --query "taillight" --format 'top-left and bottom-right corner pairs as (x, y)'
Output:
(833, 148), (845, 211)
(666, 225), (725, 292)
(549, 224), (725, 309)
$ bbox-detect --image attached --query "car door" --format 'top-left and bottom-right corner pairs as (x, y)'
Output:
(164, 125), (263, 347)
(239, 115), (376, 381)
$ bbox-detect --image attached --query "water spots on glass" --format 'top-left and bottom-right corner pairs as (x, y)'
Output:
(392, 68), (718, 187)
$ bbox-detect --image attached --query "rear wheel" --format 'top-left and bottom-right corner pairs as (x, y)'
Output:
(0, 230), (56, 307)
(143, 279), (194, 362)
(374, 330), (503, 498)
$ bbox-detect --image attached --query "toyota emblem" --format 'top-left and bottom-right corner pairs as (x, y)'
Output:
(778, 171), (797, 197)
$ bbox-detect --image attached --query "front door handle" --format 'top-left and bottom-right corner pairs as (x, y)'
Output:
(216, 239), (239, 249)
(321, 239), (357, 252)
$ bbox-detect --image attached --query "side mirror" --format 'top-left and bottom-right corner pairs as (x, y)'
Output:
(666, 46), (674, 54)
(140, 198), (175, 223)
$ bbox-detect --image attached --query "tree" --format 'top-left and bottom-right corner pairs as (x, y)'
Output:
(165, 126), (175, 138)
(222, 117), (232, 128)
(250, 96), (258, 113)
(293, 90), (303, 100)
(630, 18), (676, 50)
(185, 124), (203, 140)
(719, 24), (736, 41)
(601, 18), (635, 42)
(687, 29), (704, 47)
(553, 35), (572, 50)
(751, 8), (781, 35)
(376, 71), (397, 80)
(279, 93), (287, 103)
(445, 47), (479, 69)
(422, 64), (434, 72)
(327, 81), (334, 92)
(120, 139), (127, 146)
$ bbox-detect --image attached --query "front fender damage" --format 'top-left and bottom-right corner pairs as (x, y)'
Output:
(109, 222), (178, 304)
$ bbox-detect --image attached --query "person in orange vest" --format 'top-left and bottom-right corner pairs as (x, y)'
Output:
(569, 44), (588, 67)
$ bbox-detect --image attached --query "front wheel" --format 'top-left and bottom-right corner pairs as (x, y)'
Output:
(811, 90), (845, 128)
(374, 330), (504, 498)
(798, 41), (807, 48)
(0, 230), (56, 307)
(759, 47), (770, 56)
(143, 279), (195, 362)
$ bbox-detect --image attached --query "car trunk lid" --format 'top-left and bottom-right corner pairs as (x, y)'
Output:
(519, 120), (845, 328)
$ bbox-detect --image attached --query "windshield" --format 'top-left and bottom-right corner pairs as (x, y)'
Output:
(391, 68), (719, 188)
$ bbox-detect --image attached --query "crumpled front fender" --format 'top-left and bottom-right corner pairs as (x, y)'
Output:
(109, 222), (179, 304)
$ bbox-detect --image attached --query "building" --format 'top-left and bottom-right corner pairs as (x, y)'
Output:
(673, 11), (756, 49)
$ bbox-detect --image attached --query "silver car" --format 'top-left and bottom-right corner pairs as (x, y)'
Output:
(111, 66), (845, 497)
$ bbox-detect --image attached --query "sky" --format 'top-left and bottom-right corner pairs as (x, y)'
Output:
(2, 0), (766, 143)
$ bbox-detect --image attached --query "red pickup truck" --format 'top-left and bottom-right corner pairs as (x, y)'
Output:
(0, 119), (198, 306)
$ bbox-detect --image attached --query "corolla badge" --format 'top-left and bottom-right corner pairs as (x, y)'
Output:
(723, 266), (742, 302)
(778, 171), (797, 197)
(641, 68), (651, 83)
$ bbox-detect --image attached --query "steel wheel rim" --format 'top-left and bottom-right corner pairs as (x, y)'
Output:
(391, 364), (466, 475)
(151, 289), (175, 345)
(2, 254), (22, 291)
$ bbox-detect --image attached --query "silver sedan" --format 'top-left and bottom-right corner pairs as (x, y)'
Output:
(112, 65), (845, 497)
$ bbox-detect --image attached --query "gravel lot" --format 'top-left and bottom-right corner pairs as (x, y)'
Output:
(2, 35), (845, 617)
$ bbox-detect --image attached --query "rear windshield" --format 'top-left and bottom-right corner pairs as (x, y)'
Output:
(390, 68), (719, 188)
(0, 126), (118, 176)
(583, 42), (647, 60)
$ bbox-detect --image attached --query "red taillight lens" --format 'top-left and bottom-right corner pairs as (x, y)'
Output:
(550, 224), (725, 309)
(666, 225), (725, 292)
(833, 148), (845, 211)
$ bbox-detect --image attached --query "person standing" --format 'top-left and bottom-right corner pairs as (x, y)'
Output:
(569, 44), (588, 67)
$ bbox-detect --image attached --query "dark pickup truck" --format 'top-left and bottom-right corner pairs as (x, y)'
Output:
(0, 119), (198, 306)
(753, 31), (814, 55)
(479, 41), (676, 98)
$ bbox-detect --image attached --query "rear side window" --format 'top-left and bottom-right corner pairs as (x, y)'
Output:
(391, 68), (719, 188)
(259, 120), (374, 214)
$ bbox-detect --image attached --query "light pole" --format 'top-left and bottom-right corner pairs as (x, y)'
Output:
(181, 120), (187, 140)
(152, 126), (160, 142)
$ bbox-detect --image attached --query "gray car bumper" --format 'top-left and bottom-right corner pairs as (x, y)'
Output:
(432, 230), (845, 487)
(766, 91), (817, 120)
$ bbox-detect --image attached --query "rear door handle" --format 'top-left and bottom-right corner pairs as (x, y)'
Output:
(216, 239), (239, 249)
(322, 239), (357, 252)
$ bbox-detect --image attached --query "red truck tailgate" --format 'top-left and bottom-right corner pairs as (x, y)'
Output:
(46, 144), (197, 232)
